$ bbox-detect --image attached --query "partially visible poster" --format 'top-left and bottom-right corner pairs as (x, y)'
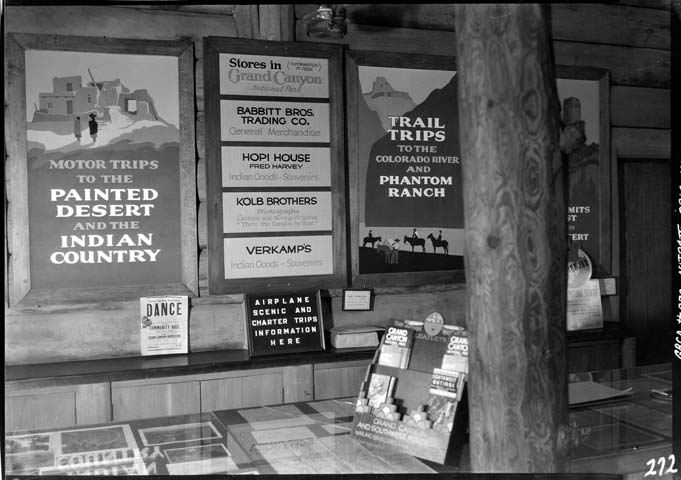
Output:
(5, 425), (145, 476)
(557, 77), (601, 266)
(567, 279), (603, 331)
(140, 296), (188, 356)
(5, 434), (55, 475)
(356, 62), (464, 275)
(39, 458), (147, 476)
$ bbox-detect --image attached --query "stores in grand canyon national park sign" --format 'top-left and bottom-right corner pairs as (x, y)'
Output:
(204, 38), (346, 294)
(6, 34), (197, 305)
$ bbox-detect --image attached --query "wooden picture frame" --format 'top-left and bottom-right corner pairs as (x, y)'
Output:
(5, 33), (198, 306)
(203, 37), (346, 294)
(346, 50), (464, 288)
(556, 66), (611, 273)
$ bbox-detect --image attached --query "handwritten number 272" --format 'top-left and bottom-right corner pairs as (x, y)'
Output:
(644, 455), (677, 477)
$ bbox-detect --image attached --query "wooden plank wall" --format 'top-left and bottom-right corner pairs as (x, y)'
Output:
(294, 2), (672, 325)
(4, 5), (247, 364)
(294, 2), (672, 143)
(4, 4), (466, 365)
(4, 3), (671, 364)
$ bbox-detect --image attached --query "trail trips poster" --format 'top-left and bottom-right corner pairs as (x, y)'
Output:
(357, 65), (463, 275)
(24, 50), (183, 289)
(356, 66), (602, 275)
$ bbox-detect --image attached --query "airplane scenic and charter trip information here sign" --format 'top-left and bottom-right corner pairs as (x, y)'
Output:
(246, 290), (325, 356)
(218, 52), (333, 280)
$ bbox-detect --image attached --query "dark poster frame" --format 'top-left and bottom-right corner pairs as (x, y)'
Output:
(5, 33), (198, 306)
(203, 37), (346, 294)
(556, 65), (611, 274)
(346, 50), (463, 288)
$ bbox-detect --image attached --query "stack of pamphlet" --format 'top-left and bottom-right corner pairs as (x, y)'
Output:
(377, 325), (414, 368)
(330, 326), (384, 349)
(366, 372), (397, 408)
(425, 329), (468, 433)
(351, 319), (469, 465)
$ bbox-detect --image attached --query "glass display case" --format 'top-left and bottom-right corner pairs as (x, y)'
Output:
(5, 364), (672, 476)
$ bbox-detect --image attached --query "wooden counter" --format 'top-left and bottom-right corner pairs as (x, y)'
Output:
(567, 364), (673, 479)
(5, 348), (376, 432)
(4, 398), (623, 478)
(6, 321), (634, 391)
(5, 348), (376, 390)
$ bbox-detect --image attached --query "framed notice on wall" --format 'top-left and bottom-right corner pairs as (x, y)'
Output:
(245, 290), (325, 356)
(5, 34), (198, 306)
(203, 38), (346, 294)
(556, 66), (611, 272)
(346, 50), (464, 287)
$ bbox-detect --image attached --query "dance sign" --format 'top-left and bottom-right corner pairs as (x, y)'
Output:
(140, 296), (189, 356)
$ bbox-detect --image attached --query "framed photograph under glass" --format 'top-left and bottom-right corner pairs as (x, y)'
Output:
(5, 33), (198, 306)
(346, 50), (463, 288)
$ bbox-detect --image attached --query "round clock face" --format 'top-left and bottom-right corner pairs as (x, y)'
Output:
(424, 311), (444, 336)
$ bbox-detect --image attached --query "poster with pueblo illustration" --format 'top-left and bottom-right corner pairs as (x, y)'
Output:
(5, 425), (146, 476)
(219, 52), (333, 279)
(24, 50), (183, 289)
(357, 65), (463, 275)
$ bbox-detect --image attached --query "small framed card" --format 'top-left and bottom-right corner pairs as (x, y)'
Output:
(342, 288), (373, 311)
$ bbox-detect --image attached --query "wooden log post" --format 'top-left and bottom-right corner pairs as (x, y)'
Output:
(258, 5), (295, 41)
(454, 4), (570, 472)
(235, 5), (295, 41)
(234, 5), (260, 39)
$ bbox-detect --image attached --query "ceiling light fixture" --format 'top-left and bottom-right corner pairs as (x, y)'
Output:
(303, 4), (348, 40)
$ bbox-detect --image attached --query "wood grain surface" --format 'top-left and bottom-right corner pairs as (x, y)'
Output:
(455, 4), (569, 472)
(4, 4), (670, 374)
(296, 22), (670, 88)
(296, 3), (671, 50)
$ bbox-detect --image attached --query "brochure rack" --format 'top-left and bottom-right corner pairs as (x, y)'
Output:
(351, 319), (468, 465)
